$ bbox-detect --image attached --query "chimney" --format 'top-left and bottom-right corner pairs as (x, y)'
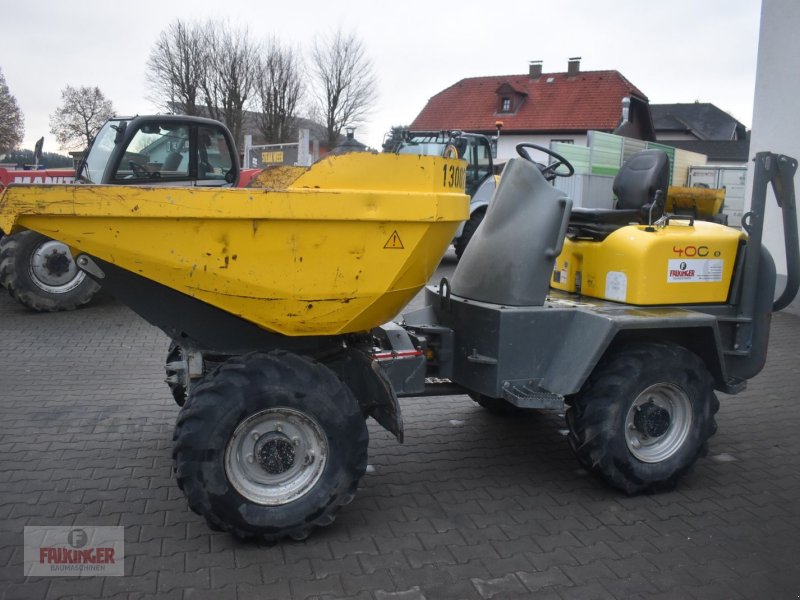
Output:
(567, 56), (581, 76)
(529, 60), (543, 79)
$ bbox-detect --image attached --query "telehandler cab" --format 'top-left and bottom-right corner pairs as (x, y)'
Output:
(0, 143), (796, 542)
(0, 114), (240, 312)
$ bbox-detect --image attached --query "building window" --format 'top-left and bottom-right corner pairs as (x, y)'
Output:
(500, 97), (511, 112)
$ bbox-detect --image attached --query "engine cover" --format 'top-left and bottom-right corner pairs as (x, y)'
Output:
(551, 220), (745, 305)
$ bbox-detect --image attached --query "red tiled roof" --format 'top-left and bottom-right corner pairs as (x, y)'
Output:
(410, 70), (648, 133)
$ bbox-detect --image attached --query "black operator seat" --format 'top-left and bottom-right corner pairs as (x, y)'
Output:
(568, 149), (670, 240)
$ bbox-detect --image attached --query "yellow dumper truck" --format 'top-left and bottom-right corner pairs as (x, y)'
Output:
(0, 141), (796, 542)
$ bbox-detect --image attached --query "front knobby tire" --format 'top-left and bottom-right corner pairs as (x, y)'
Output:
(565, 343), (719, 494)
(0, 231), (99, 312)
(172, 351), (368, 541)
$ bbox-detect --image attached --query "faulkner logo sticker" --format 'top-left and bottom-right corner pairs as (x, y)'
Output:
(667, 259), (723, 283)
(384, 230), (404, 249)
(24, 526), (124, 576)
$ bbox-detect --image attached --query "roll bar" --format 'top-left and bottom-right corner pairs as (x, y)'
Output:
(742, 152), (799, 313)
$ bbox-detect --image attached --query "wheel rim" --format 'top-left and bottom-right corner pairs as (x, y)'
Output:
(624, 383), (692, 463)
(29, 240), (86, 293)
(225, 408), (328, 505)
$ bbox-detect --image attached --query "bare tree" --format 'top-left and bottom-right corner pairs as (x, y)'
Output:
(310, 29), (377, 149)
(0, 68), (24, 153)
(200, 21), (258, 145)
(49, 86), (114, 151)
(146, 20), (207, 115)
(255, 37), (304, 144)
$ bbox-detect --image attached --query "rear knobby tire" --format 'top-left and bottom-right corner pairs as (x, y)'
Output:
(172, 350), (368, 541)
(165, 342), (189, 407)
(454, 209), (485, 260)
(565, 343), (719, 494)
(0, 231), (99, 312)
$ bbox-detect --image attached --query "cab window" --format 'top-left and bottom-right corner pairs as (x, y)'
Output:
(113, 125), (190, 181)
(197, 126), (233, 181)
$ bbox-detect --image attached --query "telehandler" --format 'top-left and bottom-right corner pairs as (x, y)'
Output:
(0, 114), (241, 312)
(0, 143), (796, 542)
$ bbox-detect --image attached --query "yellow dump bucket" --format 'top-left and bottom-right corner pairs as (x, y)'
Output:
(666, 186), (725, 219)
(0, 153), (468, 336)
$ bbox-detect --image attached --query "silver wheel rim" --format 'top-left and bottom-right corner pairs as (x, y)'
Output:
(225, 408), (328, 505)
(29, 240), (86, 293)
(624, 383), (692, 463)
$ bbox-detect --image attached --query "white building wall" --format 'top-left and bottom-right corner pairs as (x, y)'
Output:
(496, 134), (588, 163)
(746, 0), (800, 314)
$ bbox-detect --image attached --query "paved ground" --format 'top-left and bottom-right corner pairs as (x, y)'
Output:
(1, 251), (800, 599)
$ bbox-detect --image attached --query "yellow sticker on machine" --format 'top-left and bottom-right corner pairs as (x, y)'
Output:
(667, 259), (724, 283)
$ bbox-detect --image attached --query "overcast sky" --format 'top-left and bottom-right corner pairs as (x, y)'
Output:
(1, 0), (762, 153)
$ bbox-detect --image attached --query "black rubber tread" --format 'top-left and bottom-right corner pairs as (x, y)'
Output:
(0, 231), (99, 312)
(165, 342), (188, 407)
(454, 209), (485, 260)
(564, 342), (719, 494)
(469, 392), (524, 415)
(172, 350), (368, 541)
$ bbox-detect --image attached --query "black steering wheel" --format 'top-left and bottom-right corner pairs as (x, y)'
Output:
(515, 143), (575, 180)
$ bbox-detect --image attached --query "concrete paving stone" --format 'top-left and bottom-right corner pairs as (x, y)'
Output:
(598, 572), (660, 598)
(132, 552), (184, 577)
(459, 524), (510, 546)
(566, 541), (621, 566)
(685, 581), (748, 600)
(232, 543), (280, 568)
(415, 528), (466, 550)
(101, 569), (157, 596)
(402, 545), (457, 569)
(470, 572), (529, 599)
(235, 580), (291, 600)
(420, 578), (484, 600)
(3, 275), (800, 599)
(314, 592), (373, 600)
(480, 553), (538, 579)
(561, 560), (619, 586)
(633, 566), (704, 592)
(447, 542), (500, 565)
(533, 531), (583, 552)
(486, 536), (539, 559)
(559, 581), (614, 600)
(390, 563), (458, 590)
(183, 584), (238, 600)
(289, 573), (343, 599)
(340, 567), (394, 596)
(45, 576), (104, 599)
(373, 586), (426, 600)
(309, 555), (363, 578)
(372, 535), (425, 554)
(3, 580), (50, 600)
(210, 563), (263, 587)
(439, 557), (493, 582)
(261, 558), (313, 582)
(157, 568), (210, 593)
(499, 516), (549, 540)
(516, 566), (573, 591)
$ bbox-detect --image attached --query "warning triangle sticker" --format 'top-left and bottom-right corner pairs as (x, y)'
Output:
(384, 230), (404, 249)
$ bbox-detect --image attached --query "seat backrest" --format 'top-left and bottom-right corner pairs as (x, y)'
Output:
(613, 149), (669, 210)
(451, 158), (572, 306)
(163, 151), (183, 172)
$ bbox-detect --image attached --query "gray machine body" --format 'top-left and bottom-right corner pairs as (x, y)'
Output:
(373, 152), (797, 411)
